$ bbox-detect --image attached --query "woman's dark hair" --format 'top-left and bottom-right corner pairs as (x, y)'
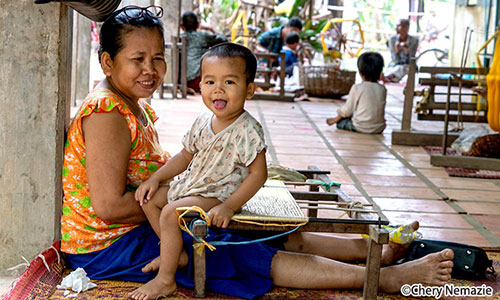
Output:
(285, 32), (300, 45)
(201, 43), (257, 84)
(357, 52), (384, 82)
(181, 11), (199, 32)
(98, 6), (165, 64)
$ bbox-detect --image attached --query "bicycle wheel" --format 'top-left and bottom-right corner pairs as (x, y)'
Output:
(416, 48), (449, 67)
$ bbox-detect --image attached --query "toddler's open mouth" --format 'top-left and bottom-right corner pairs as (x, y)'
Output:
(213, 99), (227, 109)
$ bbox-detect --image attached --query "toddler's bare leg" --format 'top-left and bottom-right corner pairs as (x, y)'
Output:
(130, 196), (221, 300)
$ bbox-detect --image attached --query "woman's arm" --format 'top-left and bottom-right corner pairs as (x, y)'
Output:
(82, 109), (148, 223)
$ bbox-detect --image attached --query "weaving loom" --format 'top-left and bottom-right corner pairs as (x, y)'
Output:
(188, 166), (390, 300)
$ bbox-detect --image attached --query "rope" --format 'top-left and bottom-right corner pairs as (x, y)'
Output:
(305, 179), (341, 191)
(177, 206), (306, 255)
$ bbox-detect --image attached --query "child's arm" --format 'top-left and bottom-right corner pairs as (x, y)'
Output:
(208, 150), (268, 228)
(135, 148), (194, 205)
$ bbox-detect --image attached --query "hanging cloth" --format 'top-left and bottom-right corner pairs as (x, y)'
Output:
(486, 35), (500, 132)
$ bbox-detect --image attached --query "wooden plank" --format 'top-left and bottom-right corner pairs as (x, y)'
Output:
(419, 78), (483, 87)
(419, 66), (489, 75)
(391, 130), (459, 146)
(290, 191), (338, 201)
(253, 92), (295, 101)
(430, 154), (500, 171)
(402, 58), (417, 130)
(416, 101), (487, 111)
(180, 35), (187, 98)
(417, 114), (487, 122)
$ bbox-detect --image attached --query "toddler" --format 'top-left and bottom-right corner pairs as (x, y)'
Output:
(326, 52), (387, 134)
(130, 42), (268, 300)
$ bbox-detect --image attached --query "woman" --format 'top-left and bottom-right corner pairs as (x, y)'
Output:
(61, 6), (454, 300)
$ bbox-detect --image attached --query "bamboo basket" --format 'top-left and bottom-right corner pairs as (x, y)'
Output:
(299, 64), (356, 97)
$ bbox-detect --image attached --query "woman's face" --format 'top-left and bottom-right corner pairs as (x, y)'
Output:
(103, 27), (166, 102)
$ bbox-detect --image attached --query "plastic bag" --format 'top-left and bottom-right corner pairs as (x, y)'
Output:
(451, 124), (496, 153)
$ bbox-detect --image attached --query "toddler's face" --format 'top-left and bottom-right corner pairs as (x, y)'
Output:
(103, 27), (166, 102)
(200, 56), (255, 123)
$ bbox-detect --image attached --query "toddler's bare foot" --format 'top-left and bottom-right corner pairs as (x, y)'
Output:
(326, 118), (335, 126)
(379, 248), (454, 293)
(381, 221), (419, 266)
(129, 276), (176, 300)
(141, 250), (189, 273)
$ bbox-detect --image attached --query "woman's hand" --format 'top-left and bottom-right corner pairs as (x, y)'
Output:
(135, 177), (160, 206)
(208, 203), (234, 228)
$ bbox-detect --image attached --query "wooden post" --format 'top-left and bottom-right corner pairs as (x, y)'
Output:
(192, 220), (208, 298)
(172, 36), (179, 99)
(363, 225), (389, 300)
(279, 51), (286, 100)
(401, 58), (417, 131)
(441, 77), (452, 155)
(180, 35), (187, 98)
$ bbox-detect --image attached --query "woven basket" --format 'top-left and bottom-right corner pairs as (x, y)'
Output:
(299, 64), (356, 97)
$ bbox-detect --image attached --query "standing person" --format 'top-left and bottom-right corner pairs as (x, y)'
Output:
(256, 16), (303, 56)
(61, 8), (454, 299)
(327, 52), (387, 134)
(384, 19), (419, 82)
(130, 42), (267, 299)
(181, 11), (227, 93)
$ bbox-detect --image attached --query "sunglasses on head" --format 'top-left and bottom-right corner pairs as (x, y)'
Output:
(115, 5), (163, 19)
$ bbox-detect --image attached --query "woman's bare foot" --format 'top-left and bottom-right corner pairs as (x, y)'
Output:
(379, 248), (454, 293)
(142, 250), (189, 273)
(381, 221), (419, 266)
(129, 276), (176, 300)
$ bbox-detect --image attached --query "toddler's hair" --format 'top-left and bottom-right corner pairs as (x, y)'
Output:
(357, 52), (384, 82)
(285, 32), (300, 45)
(201, 43), (257, 84)
(287, 17), (303, 31)
(98, 6), (164, 64)
(181, 11), (199, 32)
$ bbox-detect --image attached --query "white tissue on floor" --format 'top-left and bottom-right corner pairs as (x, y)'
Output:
(57, 267), (97, 295)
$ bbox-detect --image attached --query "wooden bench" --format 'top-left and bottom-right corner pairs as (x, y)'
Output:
(158, 35), (187, 99)
(392, 58), (489, 146)
(253, 52), (296, 102)
(187, 166), (389, 299)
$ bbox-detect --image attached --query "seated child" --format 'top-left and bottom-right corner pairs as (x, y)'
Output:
(326, 52), (387, 134)
(279, 32), (300, 76)
(130, 42), (268, 300)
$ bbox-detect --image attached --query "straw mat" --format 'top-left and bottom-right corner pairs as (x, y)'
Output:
(5, 246), (499, 300)
(232, 180), (308, 224)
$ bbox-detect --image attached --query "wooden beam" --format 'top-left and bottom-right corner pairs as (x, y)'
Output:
(430, 154), (500, 171)
(391, 130), (459, 146)
(402, 58), (417, 130)
(252, 92), (296, 101)
(419, 66), (489, 75)
(417, 114), (487, 123)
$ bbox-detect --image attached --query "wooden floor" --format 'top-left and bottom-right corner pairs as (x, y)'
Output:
(152, 83), (500, 249)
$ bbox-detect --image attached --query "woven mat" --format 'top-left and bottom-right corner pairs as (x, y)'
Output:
(233, 180), (308, 224)
(422, 146), (500, 179)
(4, 242), (500, 300)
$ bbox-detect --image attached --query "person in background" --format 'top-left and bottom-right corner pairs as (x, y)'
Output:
(181, 11), (227, 93)
(384, 19), (418, 82)
(256, 16), (303, 57)
(280, 32), (300, 76)
(327, 52), (387, 134)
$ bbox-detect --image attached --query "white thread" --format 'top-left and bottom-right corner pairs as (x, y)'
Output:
(6, 256), (30, 271)
(37, 254), (51, 272)
(50, 245), (61, 264)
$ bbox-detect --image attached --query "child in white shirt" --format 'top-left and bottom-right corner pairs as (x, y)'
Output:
(326, 52), (387, 134)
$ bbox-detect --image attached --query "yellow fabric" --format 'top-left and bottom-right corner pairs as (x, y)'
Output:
(487, 36), (500, 132)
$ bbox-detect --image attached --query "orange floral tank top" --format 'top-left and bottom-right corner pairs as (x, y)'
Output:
(61, 89), (169, 254)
